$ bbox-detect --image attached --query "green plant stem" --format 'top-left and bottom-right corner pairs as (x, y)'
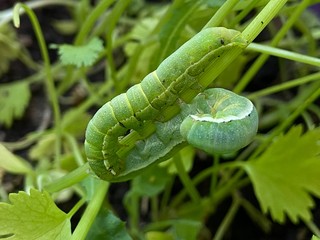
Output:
(127, 193), (141, 237)
(173, 154), (201, 204)
(230, 0), (260, 27)
(105, 0), (131, 91)
(74, 0), (115, 45)
(44, 164), (90, 193)
(213, 195), (241, 240)
(170, 161), (245, 208)
(71, 181), (109, 240)
(64, 134), (85, 166)
(13, 3), (62, 164)
(210, 155), (220, 196)
(151, 196), (159, 221)
(67, 197), (86, 218)
(247, 72), (320, 100)
(234, 0), (311, 93)
(203, 0), (239, 28)
(305, 220), (320, 238)
(247, 43), (320, 67)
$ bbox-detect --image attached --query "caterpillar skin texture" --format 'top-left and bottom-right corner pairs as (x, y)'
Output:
(91, 88), (258, 182)
(180, 88), (258, 154)
(85, 27), (248, 181)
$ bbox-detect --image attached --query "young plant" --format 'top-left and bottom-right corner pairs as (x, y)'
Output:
(0, 0), (320, 239)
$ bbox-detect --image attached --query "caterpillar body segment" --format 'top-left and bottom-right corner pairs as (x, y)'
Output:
(180, 89), (259, 154)
(85, 27), (249, 181)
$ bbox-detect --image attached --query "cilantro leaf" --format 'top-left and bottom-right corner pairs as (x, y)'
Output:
(0, 82), (30, 128)
(54, 37), (103, 67)
(0, 188), (71, 239)
(243, 126), (320, 223)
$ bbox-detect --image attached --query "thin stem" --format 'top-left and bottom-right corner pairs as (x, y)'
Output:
(74, 0), (115, 45)
(247, 43), (320, 67)
(67, 197), (86, 218)
(305, 220), (320, 238)
(13, 3), (62, 164)
(235, 0), (311, 93)
(203, 0), (239, 28)
(64, 133), (85, 166)
(213, 195), (241, 240)
(210, 155), (220, 197)
(247, 72), (320, 100)
(104, 0), (131, 91)
(44, 164), (90, 193)
(173, 154), (201, 204)
(71, 181), (109, 240)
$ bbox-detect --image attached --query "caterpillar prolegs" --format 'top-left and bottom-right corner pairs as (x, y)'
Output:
(84, 27), (255, 181)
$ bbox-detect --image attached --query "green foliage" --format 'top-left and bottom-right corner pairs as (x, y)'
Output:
(244, 126), (320, 223)
(53, 37), (104, 67)
(1, 0), (320, 239)
(0, 82), (30, 127)
(0, 189), (71, 239)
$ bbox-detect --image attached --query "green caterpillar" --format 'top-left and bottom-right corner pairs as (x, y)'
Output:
(85, 27), (253, 181)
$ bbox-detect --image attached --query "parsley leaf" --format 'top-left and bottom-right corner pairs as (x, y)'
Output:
(0, 189), (71, 239)
(243, 126), (320, 223)
(54, 37), (103, 67)
(0, 82), (30, 128)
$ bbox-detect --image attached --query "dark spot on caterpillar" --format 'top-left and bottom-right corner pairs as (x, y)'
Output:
(220, 39), (225, 45)
(217, 55), (220, 58)
(261, 21), (264, 24)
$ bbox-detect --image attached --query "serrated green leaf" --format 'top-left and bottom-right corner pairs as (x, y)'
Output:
(0, 188), (71, 239)
(0, 82), (30, 127)
(243, 126), (320, 223)
(0, 143), (32, 174)
(86, 209), (131, 240)
(54, 37), (103, 67)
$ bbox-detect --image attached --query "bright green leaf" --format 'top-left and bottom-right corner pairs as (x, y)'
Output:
(243, 126), (320, 223)
(312, 235), (320, 240)
(86, 209), (131, 240)
(0, 143), (32, 174)
(0, 188), (71, 239)
(54, 37), (103, 67)
(0, 82), (30, 127)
